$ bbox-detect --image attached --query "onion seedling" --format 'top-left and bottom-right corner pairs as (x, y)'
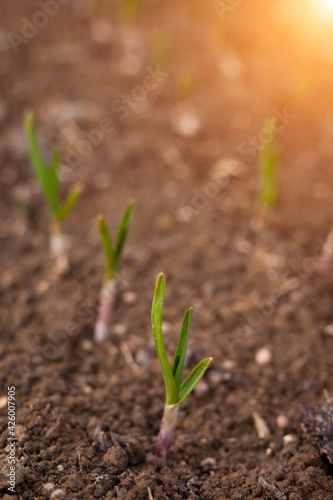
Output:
(94, 202), (133, 343)
(258, 119), (279, 217)
(151, 273), (213, 457)
(24, 113), (83, 275)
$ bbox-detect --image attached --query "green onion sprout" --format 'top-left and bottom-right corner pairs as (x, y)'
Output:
(94, 202), (133, 343)
(151, 273), (213, 457)
(24, 112), (83, 275)
(258, 119), (279, 217)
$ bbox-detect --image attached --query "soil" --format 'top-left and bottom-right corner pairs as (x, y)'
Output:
(1, 1), (333, 499)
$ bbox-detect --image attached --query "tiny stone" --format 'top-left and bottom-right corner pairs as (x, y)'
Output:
(15, 425), (28, 443)
(323, 323), (333, 336)
(112, 323), (127, 336)
(122, 291), (137, 304)
(81, 340), (94, 352)
(253, 412), (271, 440)
(255, 347), (272, 366)
(57, 464), (64, 471)
(50, 489), (66, 499)
(266, 448), (272, 456)
(162, 321), (172, 334)
(276, 414), (288, 429)
(82, 384), (92, 394)
(283, 434), (296, 444)
(200, 457), (217, 471)
(0, 396), (7, 409)
(43, 483), (56, 493)
(222, 359), (236, 370)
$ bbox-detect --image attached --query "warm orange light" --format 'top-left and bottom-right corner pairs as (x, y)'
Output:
(322, 0), (333, 11)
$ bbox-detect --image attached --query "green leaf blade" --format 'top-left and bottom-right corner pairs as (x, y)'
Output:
(24, 112), (59, 215)
(98, 216), (115, 280)
(57, 182), (83, 223)
(176, 357), (213, 406)
(151, 273), (177, 405)
(114, 201), (133, 268)
(172, 307), (193, 390)
(259, 118), (279, 211)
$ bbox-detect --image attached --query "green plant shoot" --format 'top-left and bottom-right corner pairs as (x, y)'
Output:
(119, 0), (141, 23)
(25, 113), (83, 226)
(24, 112), (83, 274)
(258, 118), (279, 214)
(94, 202), (133, 343)
(152, 273), (213, 456)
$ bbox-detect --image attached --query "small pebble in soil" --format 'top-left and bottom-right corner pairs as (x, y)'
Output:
(50, 489), (67, 499)
(323, 323), (333, 336)
(253, 412), (271, 440)
(112, 323), (127, 336)
(255, 347), (272, 366)
(200, 457), (217, 472)
(122, 291), (137, 304)
(0, 396), (7, 409)
(57, 465), (64, 472)
(81, 340), (94, 351)
(161, 321), (172, 334)
(222, 359), (236, 370)
(43, 483), (56, 494)
(276, 414), (288, 429)
(15, 425), (28, 443)
(103, 444), (128, 474)
(283, 434), (296, 445)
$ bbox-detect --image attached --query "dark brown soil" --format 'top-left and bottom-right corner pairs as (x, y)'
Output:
(1, 2), (333, 499)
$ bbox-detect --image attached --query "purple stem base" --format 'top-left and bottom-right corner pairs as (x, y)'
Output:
(156, 404), (179, 458)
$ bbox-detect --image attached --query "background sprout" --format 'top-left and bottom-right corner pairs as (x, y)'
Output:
(150, 30), (170, 70)
(258, 119), (279, 217)
(176, 72), (194, 99)
(119, 0), (141, 23)
(24, 113), (83, 275)
(94, 202), (133, 343)
(151, 273), (213, 457)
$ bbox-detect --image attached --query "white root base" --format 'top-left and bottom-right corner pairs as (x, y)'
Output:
(94, 279), (117, 343)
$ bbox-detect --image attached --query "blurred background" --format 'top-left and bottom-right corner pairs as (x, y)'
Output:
(1, 0), (333, 243)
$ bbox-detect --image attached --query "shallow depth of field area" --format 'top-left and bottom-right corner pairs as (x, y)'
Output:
(1, 1), (333, 499)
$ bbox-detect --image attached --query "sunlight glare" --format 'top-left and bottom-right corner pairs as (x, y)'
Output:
(322, 0), (333, 11)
